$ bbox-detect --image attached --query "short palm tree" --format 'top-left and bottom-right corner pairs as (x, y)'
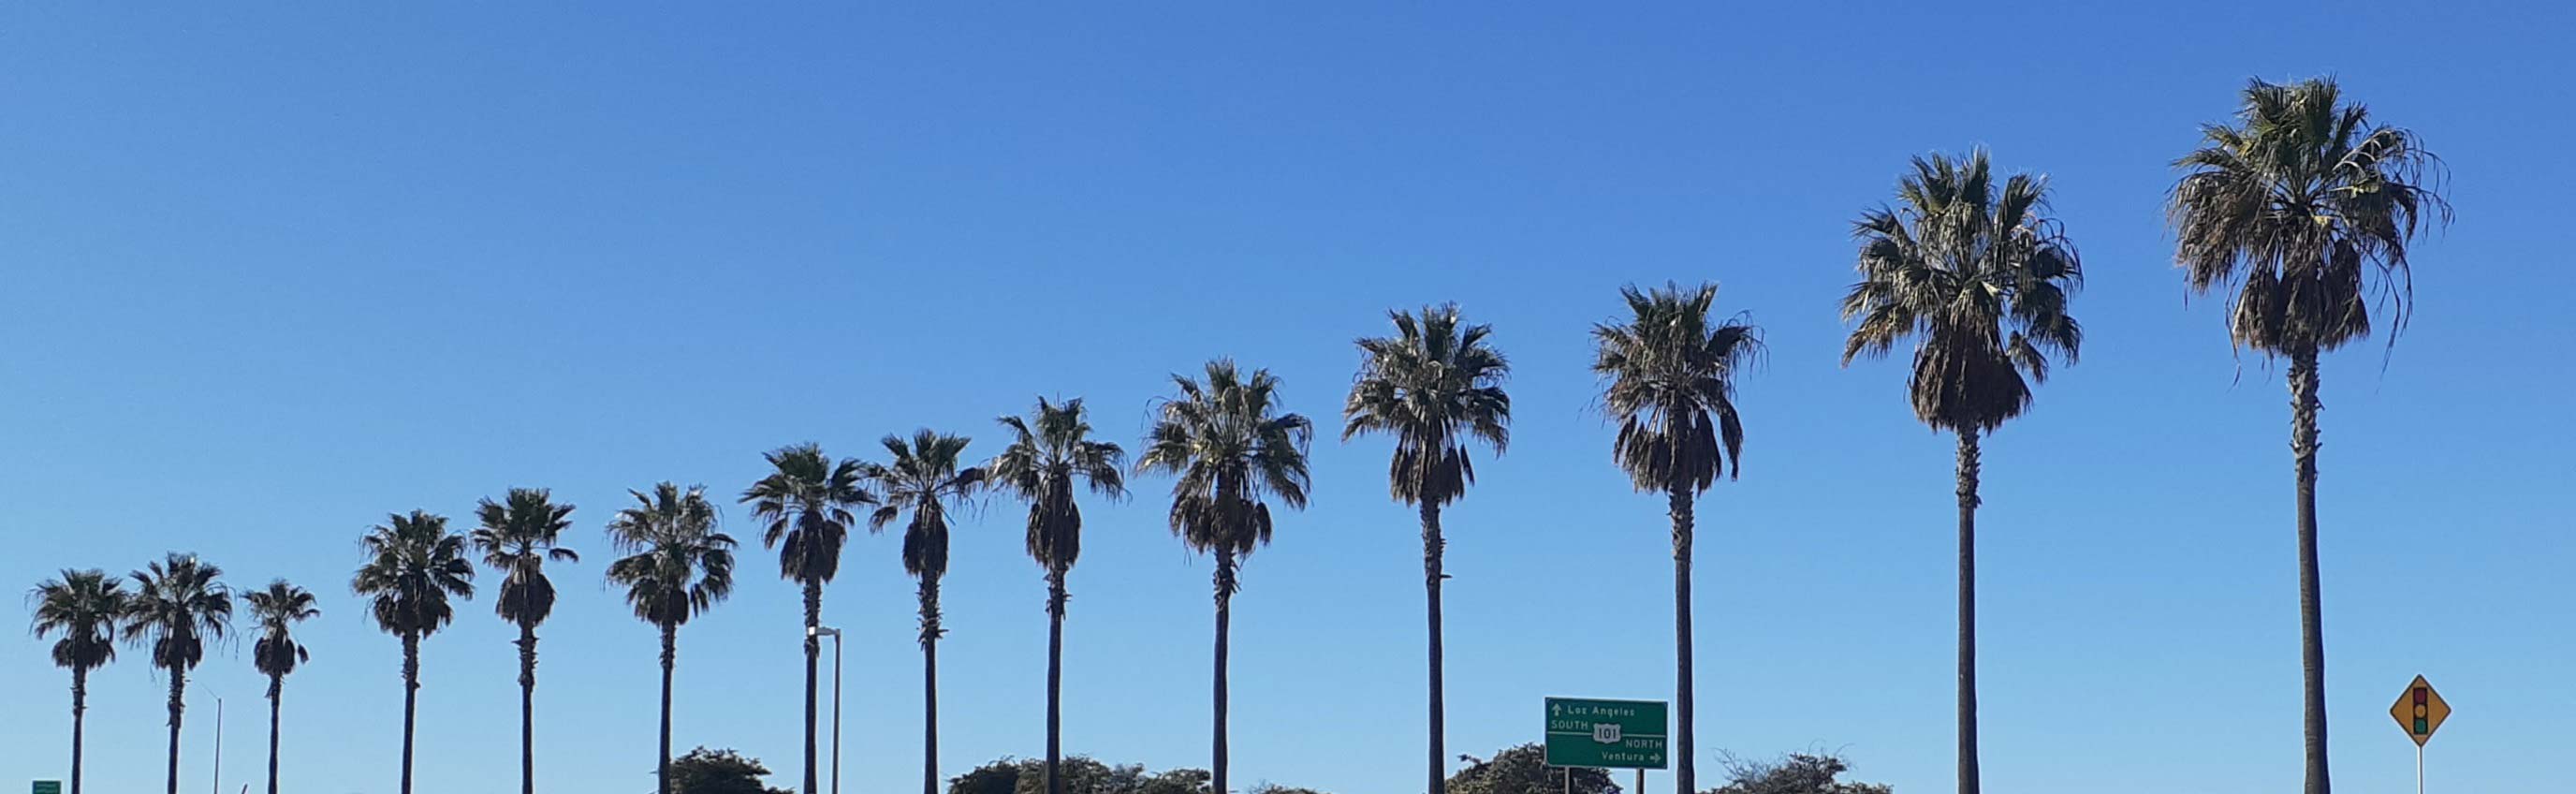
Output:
(742, 443), (875, 794)
(472, 487), (579, 794)
(863, 430), (985, 794)
(30, 568), (130, 794)
(2169, 77), (2448, 794)
(1591, 283), (1761, 794)
(351, 510), (476, 794)
(1839, 150), (2083, 794)
(1341, 304), (1510, 794)
(244, 580), (321, 794)
(1135, 360), (1312, 794)
(607, 482), (738, 794)
(988, 398), (1127, 794)
(123, 552), (233, 794)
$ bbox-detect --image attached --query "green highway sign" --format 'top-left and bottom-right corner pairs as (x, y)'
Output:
(1544, 697), (1668, 769)
(33, 782), (62, 794)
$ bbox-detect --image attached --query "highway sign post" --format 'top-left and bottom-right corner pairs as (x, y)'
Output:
(33, 782), (62, 794)
(2389, 675), (2450, 794)
(1544, 697), (1669, 772)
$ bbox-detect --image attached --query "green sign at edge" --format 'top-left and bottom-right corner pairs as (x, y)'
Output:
(1543, 697), (1670, 770)
(34, 782), (63, 794)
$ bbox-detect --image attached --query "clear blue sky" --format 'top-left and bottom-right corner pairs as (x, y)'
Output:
(5, 4), (2569, 794)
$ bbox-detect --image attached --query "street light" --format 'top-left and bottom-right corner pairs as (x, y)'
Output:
(811, 625), (843, 794)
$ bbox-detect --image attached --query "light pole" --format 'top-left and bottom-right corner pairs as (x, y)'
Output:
(811, 626), (843, 794)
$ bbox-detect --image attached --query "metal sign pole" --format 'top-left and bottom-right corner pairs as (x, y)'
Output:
(1636, 768), (1645, 794)
(2416, 743), (2423, 794)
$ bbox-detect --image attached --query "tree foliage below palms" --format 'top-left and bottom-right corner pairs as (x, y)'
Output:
(1592, 283), (1762, 492)
(946, 757), (1228, 794)
(1841, 150), (2083, 432)
(1706, 752), (1894, 794)
(668, 747), (794, 794)
(1443, 743), (1618, 794)
(2169, 77), (2449, 354)
(1343, 303), (1511, 507)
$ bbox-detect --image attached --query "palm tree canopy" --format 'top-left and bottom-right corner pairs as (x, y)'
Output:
(244, 580), (320, 679)
(1592, 283), (1763, 493)
(606, 482), (738, 629)
(1841, 150), (2085, 433)
(989, 397), (1128, 572)
(1136, 360), (1314, 565)
(351, 510), (476, 639)
(742, 443), (877, 585)
(1343, 303), (1513, 507)
(122, 552), (233, 672)
(2169, 77), (2450, 354)
(31, 567), (130, 671)
(864, 430), (986, 581)
(471, 488), (578, 629)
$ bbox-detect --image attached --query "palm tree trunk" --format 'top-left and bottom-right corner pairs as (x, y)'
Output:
(803, 579), (823, 794)
(520, 624), (537, 794)
(70, 667), (87, 794)
(2290, 346), (2331, 794)
(920, 576), (944, 794)
(401, 631), (420, 794)
(1955, 428), (1983, 794)
(1213, 548), (1236, 794)
(1422, 502), (1447, 794)
(165, 666), (185, 794)
(1046, 566), (1068, 794)
(1666, 483), (1695, 794)
(267, 673), (284, 794)
(659, 624), (677, 794)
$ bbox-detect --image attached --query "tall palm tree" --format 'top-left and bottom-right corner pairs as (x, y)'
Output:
(1135, 360), (1313, 794)
(1341, 304), (1511, 794)
(122, 552), (233, 794)
(244, 580), (321, 794)
(743, 443), (876, 794)
(863, 430), (985, 794)
(1838, 150), (2083, 794)
(351, 510), (476, 794)
(2169, 77), (2448, 794)
(1591, 283), (1761, 794)
(607, 482), (738, 794)
(472, 487), (579, 794)
(30, 568), (130, 794)
(988, 398), (1127, 794)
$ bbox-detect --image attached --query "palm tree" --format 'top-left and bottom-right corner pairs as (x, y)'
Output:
(607, 482), (738, 794)
(1591, 283), (1761, 794)
(1838, 150), (2083, 794)
(244, 581), (321, 794)
(351, 510), (476, 794)
(2169, 77), (2449, 794)
(1135, 360), (1313, 794)
(1341, 304), (1511, 794)
(863, 430), (985, 794)
(122, 552), (233, 794)
(988, 398), (1127, 794)
(30, 568), (130, 794)
(472, 487), (579, 794)
(742, 443), (876, 794)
